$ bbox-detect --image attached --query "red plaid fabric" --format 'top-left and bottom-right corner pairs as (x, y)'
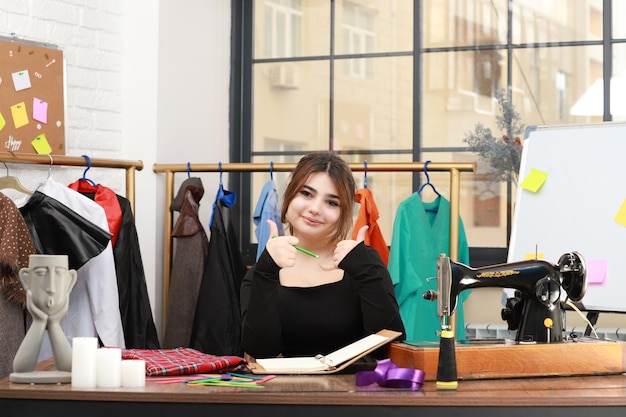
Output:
(121, 347), (246, 377)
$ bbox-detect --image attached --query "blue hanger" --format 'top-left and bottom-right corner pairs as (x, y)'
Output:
(81, 155), (98, 188)
(418, 160), (440, 196)
(187, 162), (191, 178)
(270, 161), (274, 181)
(209, 162), (236, 227)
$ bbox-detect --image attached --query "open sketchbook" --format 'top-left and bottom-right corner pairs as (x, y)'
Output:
(247, 329), (402, 375)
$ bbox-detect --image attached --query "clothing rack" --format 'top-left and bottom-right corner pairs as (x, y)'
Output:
(0, 152), (144, 212)
(153, 161), (476, 323)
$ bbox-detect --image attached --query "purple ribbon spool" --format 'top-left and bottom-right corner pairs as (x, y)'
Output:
(355, 358), (425, 390)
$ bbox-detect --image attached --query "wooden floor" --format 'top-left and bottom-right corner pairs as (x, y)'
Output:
(2, 368), (626, 417)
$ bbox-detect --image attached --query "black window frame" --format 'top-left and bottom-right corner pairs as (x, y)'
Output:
(229, 0), (619, 267)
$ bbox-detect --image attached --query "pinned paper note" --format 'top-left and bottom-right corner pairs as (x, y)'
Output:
(12, 70), (32, 91)
(614, 199), (626, 227)
(10, 102), (29, 129)
(32, 134), (52, 154)
(520, 168), (548, 193)
(0, 112), (5, 132)
(586, 259), (608, 284)
(33, 98), (48, 124)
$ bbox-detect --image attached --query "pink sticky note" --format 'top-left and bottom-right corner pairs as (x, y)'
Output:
(33, 98), (48, 124)
(586, 259), (607, 284)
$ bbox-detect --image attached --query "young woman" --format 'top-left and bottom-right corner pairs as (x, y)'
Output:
(240, 151), (405, 359)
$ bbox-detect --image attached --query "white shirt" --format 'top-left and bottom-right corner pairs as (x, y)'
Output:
(17, 177), (126, 360)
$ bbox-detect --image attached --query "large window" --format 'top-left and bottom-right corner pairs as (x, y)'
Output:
(230, 0), (626, 266)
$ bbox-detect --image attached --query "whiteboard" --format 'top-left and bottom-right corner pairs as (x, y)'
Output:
(508, 122), (626, 313)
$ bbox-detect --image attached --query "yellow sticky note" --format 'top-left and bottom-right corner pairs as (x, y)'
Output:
(32, 134), (52, 154)
(520, 168), (548, 193)
(11, 102), (29, 129)
(614, 199), (626, 227)
(524, 253), (544, 260)
(0, 112), (5, 132)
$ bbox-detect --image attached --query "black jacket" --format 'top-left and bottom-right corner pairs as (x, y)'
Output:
(190, 187), (246, 356)
(112, 195), (160, 349)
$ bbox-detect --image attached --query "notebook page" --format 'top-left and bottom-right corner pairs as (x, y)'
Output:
(325, 333), (387, 366)
(255, 356), (328, 372)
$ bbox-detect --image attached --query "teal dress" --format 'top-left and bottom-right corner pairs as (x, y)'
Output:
(388, 194), (470, 343)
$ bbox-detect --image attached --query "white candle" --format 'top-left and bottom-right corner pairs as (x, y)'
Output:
(96, 348), (122, 388)
(121, 360), (146, 387)
(71, 337), (98, 388)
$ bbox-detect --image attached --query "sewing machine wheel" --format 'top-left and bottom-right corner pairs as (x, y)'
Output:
(535, 277), (561, 308)
(558, 251), (586, 302)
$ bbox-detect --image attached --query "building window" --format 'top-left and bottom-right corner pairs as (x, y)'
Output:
(233, 0), (624, 266)
(264, 0), (302, 58)
(341, 3), (376, 79)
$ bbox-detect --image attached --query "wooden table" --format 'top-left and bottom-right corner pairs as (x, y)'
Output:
(2, 370), (626, 417)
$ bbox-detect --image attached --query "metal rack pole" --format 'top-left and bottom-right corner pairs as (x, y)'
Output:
(153, 161), (475, 327)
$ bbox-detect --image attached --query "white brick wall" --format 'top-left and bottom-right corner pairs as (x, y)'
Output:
(1, 0), (126, 191)
(2, 1), (233, 336)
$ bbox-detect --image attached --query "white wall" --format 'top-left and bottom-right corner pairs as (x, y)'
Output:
(1, 0), (231, 337)
(152, 0), (231, 333)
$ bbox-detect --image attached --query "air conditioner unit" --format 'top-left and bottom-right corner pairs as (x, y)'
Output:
(269, 64), (300, 89)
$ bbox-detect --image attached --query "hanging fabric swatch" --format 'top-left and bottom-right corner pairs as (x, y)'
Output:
(163, 177), (208, 349)
(388, 194), (470, 343)
(0, 192), (36, 379)
(17, 178), (125, 360)
(68, 179), (160, 349)
(352, 187), (389, 266)
(253, 178), (282, 260)
(190, 182), (246, 356)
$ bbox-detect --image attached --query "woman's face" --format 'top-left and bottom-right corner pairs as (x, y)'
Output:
(285, 172), (342, 241)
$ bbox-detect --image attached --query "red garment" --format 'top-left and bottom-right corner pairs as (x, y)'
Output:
(352, 188), (389, 266)
(121, 347), (246, 376)
(67, 179), (122, 247)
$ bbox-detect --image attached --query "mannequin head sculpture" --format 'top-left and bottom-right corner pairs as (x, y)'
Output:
(21, 254), (77, 318)
(10, 254), (77, 383)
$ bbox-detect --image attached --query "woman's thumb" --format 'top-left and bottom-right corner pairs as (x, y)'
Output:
(267, 219), (279, 238)
(356, 225), (369, 242)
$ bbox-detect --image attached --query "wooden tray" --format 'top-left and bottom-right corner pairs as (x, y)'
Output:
(388, 338), (626, 380)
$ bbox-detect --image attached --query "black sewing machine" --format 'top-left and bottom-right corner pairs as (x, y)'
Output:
(423, 252), (587, 343)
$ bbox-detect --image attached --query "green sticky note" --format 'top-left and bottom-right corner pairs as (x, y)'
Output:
(32, 134), (53, 154)
(520, 168), (548, 193)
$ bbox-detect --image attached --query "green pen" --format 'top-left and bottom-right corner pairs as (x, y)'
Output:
(293, 245), (319, 258)
(271, 235), (319, 258)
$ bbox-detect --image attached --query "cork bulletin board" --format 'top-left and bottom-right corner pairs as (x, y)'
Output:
(0, 36), (65, 155)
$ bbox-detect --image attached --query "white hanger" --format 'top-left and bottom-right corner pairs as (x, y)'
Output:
(0, 162), (33, 195)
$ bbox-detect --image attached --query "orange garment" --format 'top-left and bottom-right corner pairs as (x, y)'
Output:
(351, 188), (389, 266)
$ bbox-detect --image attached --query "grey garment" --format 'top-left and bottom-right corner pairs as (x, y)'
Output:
(0, 296), (26, 379)
(162, 232), (208, 348)
(162, 179), (209, 348)
(170, 177), (204, 211)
